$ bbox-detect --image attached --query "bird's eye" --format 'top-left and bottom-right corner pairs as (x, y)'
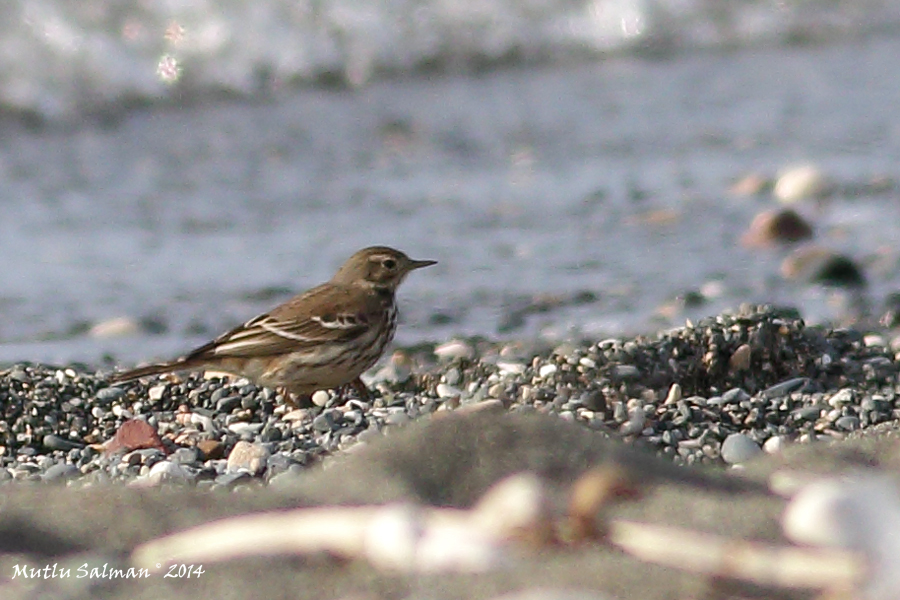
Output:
(383, 258), (397, 269)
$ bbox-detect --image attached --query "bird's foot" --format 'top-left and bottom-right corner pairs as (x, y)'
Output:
(279, 388), (313, 409)
(334, 377), (373, 404)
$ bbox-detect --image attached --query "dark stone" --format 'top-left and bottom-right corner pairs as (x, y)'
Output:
(42, 435), (84, 452)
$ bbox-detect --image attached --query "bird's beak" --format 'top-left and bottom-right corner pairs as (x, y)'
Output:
(409, 258), (437, 271)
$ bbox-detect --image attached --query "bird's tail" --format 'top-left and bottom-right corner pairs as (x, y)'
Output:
(109, 359), (198, 384)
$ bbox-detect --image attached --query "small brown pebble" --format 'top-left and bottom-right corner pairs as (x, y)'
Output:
(456, 399), (505, 416)
(741, 209), (814, 248)
(105, 419), (165, 454)
(729, 173), (771, 196)
(196, 439), (225, 460)
(729, 343), (752, 372)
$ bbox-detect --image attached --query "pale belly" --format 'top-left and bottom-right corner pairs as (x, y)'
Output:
(251, 313), (396, 395)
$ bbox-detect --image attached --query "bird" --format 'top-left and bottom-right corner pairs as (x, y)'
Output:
(110, 246), (436, 405)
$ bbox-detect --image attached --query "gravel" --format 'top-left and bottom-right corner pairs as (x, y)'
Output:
(0, 304), (898, 486)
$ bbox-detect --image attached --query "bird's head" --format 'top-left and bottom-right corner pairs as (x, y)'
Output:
(332, 246), (436, 290)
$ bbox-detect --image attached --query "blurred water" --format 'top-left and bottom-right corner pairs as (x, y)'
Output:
(1, 4), (900, 365)
(4, 0), (899, 119)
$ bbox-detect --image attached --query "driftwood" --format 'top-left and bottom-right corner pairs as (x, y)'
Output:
(132, 473), (551, 573)
(131, 468), (882, 597)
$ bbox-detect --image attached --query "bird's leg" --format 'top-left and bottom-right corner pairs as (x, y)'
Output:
(279, 387), (313, 409)
(349, 377), (373, 402)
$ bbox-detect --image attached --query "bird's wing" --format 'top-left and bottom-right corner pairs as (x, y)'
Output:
(184, 284), (374, 359)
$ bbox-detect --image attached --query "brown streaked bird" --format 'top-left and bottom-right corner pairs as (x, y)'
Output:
(110, 246), (436, 404)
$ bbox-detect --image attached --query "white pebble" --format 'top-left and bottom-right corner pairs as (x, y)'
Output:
(190, 413), (215, 432)
(762, 435), (788, 454)
(578, 357), (597, 369)
(538, 364), (557, 378)
(828, 388), (854, 407)
(111, 405), (133, 419)
(864, 334), (886, 348)
(311, 390), (330, 407)
(434, 340), (474, 361)
(496, 362), (526, 375)
(436, 384), (462, 399)
(782, 476), (900, 599)
(134, 461), (193, 487)
(227, 422), (264, 435)
(148, 385), (167, 401)
(89, 316), (140, 338)
(773, 164), (831, 203)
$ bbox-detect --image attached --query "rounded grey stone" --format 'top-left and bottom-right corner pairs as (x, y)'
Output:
(835, 416), (860, 431)
(42, 462), (79, 483)
(170, 447), (200, 465)
(96, 387), (125, 402)
(792, 406), (822, 422)
(215, 395), (242, 412)
(720, 433), (762, 464)
(312, 412), (337, 432)
(215, 471), (252, 487)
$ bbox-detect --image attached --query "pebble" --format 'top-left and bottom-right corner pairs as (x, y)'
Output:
(663, 383), (682, 405)
(762, 435), (789, 454)
(729, 172), (771, 196)
(761, 378), (809, 400)
(195, 439), (225, 460)
(311, 390), (330, 407)
(434, 340), (474, 361)
(228, 422), (264, 436)
(834, 416), (860, 431)
(436, 383), (463, 399)
(384, 412), (411, 426)
(444, 368), (461, 386)
(42, 462), (79, 483)
(828, 389), (854, 407)
(89, 316), (140, 338)
(619, 407), (645, 436)
(773, 164), (832, 203)
(140, 461), (193, 486)
(612, 365), (640, 379)
(312, 412), (337, 432)
(215, 471), (253, 488)
(226, 441), (270, 475)
(720, 433), (762, 464)
(741, 209), (813, 247)
(96, 387), (125, 402)
(792, 405), (822, 422)
(216, 395), (242, 412)
(191, 413), (216, 432)
(781, 246), (866, 287)
(497, 362), (526, 375)
(170, 447), (200, 465)
(729, 344), (752, 372)
(782, 477), (900, 562)
(538, 364), (558, 378)
(43, 434), (84, 452)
